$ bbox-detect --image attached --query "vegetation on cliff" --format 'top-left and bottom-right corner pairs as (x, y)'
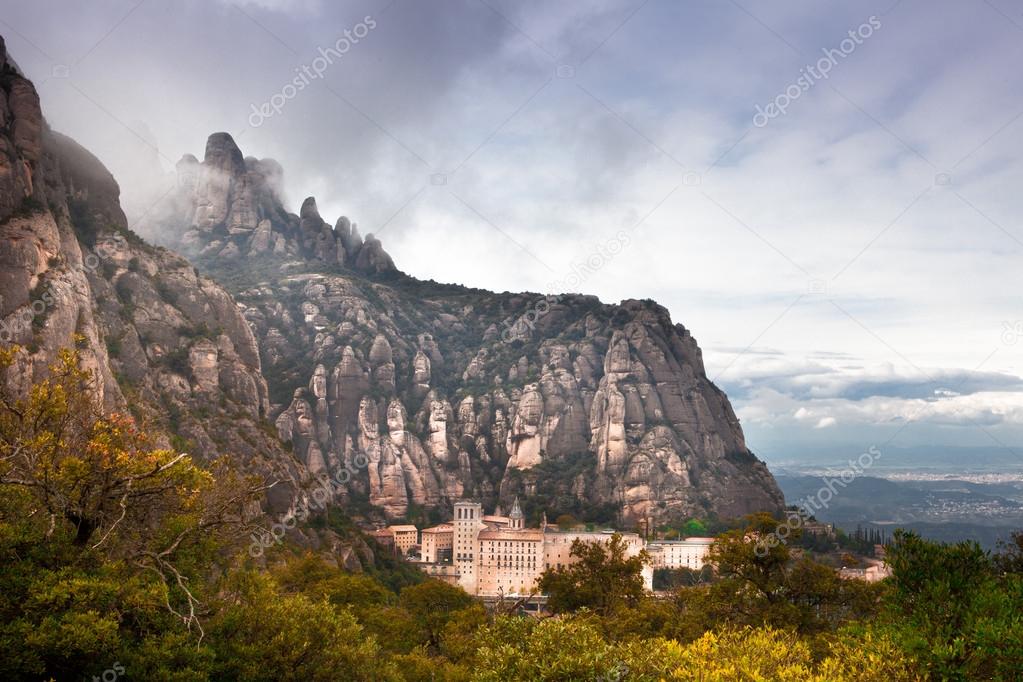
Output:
(2, 350), (1021, 680)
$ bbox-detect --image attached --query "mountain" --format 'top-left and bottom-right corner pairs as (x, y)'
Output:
(0, 38), (326, 522)
(0, 34), (783, 528)
(147, 129), (784, 525)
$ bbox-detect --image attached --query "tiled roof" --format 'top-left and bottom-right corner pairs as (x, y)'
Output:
(478, 529), (543, 541)
(483, 515), (510, 524)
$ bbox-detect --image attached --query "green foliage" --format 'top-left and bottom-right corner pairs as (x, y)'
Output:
(505, 451), (619, 526)
(538, 534), (648, 616)
(209, 572), (391, 681)
(0, 348), (261, 680)
(881, 530), (1023, 679)
(994, 530), (1023, 573)
(466, 616), (921, 681)
(399, 579), (476, 650)
(322, 508), (425, 593)
(163, 346), (192, 376)
(653, 565), (713, 590)
(7, 350), (1023, 679)
(693, 513), (883, 637)
(472, 615), (627, 682)
(555, 513), (579, 531)
(105, 333), (122, 359)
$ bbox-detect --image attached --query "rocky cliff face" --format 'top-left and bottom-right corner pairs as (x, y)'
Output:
(149, 130), (785, 526)
(0, 33), (783, 529)
(0, 38), (309, 520)
(154, 133), (395, 276)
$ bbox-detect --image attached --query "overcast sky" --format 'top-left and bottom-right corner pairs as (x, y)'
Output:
(3, 0), (1022, 468)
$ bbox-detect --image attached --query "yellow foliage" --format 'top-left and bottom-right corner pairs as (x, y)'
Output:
(646, 626), (921, 682)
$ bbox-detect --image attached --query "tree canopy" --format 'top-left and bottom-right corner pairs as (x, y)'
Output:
(3, 348), (1023, 680)
(537, 533), (649, 615)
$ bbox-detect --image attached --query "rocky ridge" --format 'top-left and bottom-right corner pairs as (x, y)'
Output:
(0, 31), (784, 529)
(153, 131), (785, 526)
(160, 132), (395, 276)
(0, 37), (374, 569)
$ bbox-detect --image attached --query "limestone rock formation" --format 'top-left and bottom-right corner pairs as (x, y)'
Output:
(225, 270), (783, 521)
(0, 35), (783, 527)
(0, 38), (311, 521)
(150, 132), (396, 276)
(156, 132), (784, 521)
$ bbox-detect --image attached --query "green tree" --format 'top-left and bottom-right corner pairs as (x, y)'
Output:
(692, 513), (881, 635)
(993, 530), (1023, 574)
(555, 513), (578, 531)
(399, 579), (475, 650)
(537, 533), (649, 616)
(683, 518), (706, 536)
(0, 348), (260, 679)
(471, 615), (627, 682)
(882, 530), (1023, 679)
(653, 565), (713, 590)
(210, 572), (392, 681)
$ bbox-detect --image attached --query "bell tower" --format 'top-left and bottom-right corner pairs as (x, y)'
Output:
(454, 500), (483, 594)
(509, 496), (524, 530)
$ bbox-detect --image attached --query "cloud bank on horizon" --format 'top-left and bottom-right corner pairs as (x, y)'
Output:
(2, 0), (1021, 464)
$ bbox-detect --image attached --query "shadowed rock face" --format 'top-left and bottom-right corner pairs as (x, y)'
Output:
(0, 38), (309, 521)
(0, 34), (783, 528)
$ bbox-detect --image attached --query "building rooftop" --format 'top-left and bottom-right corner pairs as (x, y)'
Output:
(387, 525), (419, 533)
(483, 515), (510, 524)
(422, 524), (453, 533)
(479, 529), (544, 541)
(648, 537), (716, 544)
(542, 528), (643, 538)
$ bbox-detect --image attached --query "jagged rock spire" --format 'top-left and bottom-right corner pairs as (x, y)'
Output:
(166, 133), (396, 275)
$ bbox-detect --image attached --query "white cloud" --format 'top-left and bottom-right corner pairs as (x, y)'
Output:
(4, 0), (1020, 463)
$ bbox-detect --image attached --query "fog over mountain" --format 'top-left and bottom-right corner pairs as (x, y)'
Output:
(3, 0), (1022, 464)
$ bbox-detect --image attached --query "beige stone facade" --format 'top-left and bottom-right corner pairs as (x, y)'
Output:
(646, 537), (714, 570)
(421, 524), (453, 563)
(838, 558), (892, 583)
(418, 498), (715, 597)
(387, 524), (419, 555)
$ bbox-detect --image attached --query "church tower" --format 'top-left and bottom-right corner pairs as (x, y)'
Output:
(454, 500), (483, 594)
(509, 496), (524, 530)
